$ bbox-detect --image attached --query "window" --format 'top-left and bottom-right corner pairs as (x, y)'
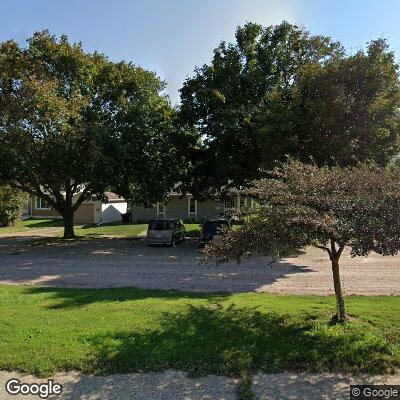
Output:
(188, 197), (197, 216)
(189, 198), (196, 213)
(239, 196), (247, 209)
(35, 197), (49, 210)
(157, 202), (166, 218)
(224, 197), (235, 209)
(148, 220), (170, 231)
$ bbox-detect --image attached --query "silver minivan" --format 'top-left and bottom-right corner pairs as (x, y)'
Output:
(146, 218), (186, 246)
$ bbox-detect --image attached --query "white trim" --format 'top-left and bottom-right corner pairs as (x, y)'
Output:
(157, 202), (166, 218)
(224, 197), (235, 211)
(35, 196), (50, 210)
(187, 196), (197, 219)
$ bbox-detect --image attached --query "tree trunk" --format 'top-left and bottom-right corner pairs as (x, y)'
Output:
(62, 210), (75, 239)
(331, 258), (348, 322)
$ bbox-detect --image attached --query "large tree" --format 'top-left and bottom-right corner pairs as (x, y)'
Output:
(203, 160), (400, 322)
(179, 21), (342, 197)
(259, 39), (400, 167)
(0, 31), (193, 238)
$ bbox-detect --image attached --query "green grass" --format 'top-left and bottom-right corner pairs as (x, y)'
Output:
(0, 219), (200, 239)
(0, 219), (63, 234)
(0, 219), (147, 238)
(184, 223), (201, 237)
(0, 285), (398, 377)
(74, 222), (148, 238)
(75, 222), (200, 238)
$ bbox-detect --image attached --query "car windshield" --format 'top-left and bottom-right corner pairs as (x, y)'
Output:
(203, 221), (229, 234)
(148, 220), (171, 231)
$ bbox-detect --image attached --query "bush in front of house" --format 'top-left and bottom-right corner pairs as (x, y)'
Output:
(0, 185), (28, 226)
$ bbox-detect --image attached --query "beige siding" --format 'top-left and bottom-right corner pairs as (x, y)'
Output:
(131, 196), (226, 222)
(197, 199), (224, 219)
(131, 204), (157, 222)
(29, 195), (99, 224)
(31, 208), (61, 219)
(74, 204), (95, 224)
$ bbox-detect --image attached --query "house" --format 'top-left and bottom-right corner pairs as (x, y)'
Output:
(28, 192), (127, 224)
(131, 191), (251, 222)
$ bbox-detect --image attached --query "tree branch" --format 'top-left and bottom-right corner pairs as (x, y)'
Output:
(9, 182), (38, 197)
(314, 244), (332, 259)
(48, 185), (66, 208)
(10, 182), (64, 213)
(336, 242), (346, 258)
(32, 185), (61, 212)
(72, 185), (92, 211)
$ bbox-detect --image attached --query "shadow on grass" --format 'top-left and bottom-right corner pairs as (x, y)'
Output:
(23, 286), (229, 309)
(80, 221), (145, 229)
(25, 235), (124, 247)
(24, 219), (64, 229)
(80, 222), (122, 230)
(87, 305), (397, 376)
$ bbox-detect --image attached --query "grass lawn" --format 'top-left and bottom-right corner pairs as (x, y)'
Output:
(74, 222), (148, 238)
(184, 223), (201, 237)
(0, 285), (398, 377)
(0, 219), (63, 234)
(76, 222), (200, 238)
(0, 219), (200, 239)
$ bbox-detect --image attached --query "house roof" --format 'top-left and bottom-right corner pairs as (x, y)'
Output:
(105, 192), (126, 203)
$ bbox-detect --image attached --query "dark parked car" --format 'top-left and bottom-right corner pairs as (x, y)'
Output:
(121, 210), (133, 223)
(147, 218), (186, 246)
(198, 218), (230, 247)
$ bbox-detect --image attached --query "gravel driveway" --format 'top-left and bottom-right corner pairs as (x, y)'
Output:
(1, 370), (399, 400)
(0, 232), (399, 294)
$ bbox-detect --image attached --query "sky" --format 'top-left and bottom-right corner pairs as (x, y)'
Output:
(1, 0), (400, 104)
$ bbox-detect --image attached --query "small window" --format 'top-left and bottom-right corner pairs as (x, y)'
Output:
(224, 198), (235, 209)
(148, 220), (170, 231)
(35, 197), (49, 210)
(189, 198), (197, 214)
(157, 202), (166, 218)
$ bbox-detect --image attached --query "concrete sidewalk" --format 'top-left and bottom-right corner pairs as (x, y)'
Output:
(1, 370), (399, 400)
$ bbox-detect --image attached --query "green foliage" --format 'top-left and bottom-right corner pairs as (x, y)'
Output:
(0, 185), (27, 226)
(180, 22), (400, 196)
(259, 39), (400, 167)
(179, 21), (342, 197)
(0, 31), (195, 237)
(204, 160), (400, 262)
(0, 285), (398, 376)
(203, 160), (400, 319)
(237, 373), (255, 400)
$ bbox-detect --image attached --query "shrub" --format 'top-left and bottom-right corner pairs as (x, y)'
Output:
(0, 185), (28, 226)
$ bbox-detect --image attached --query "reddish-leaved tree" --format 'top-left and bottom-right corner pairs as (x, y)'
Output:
(203, 160), (400, 321)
